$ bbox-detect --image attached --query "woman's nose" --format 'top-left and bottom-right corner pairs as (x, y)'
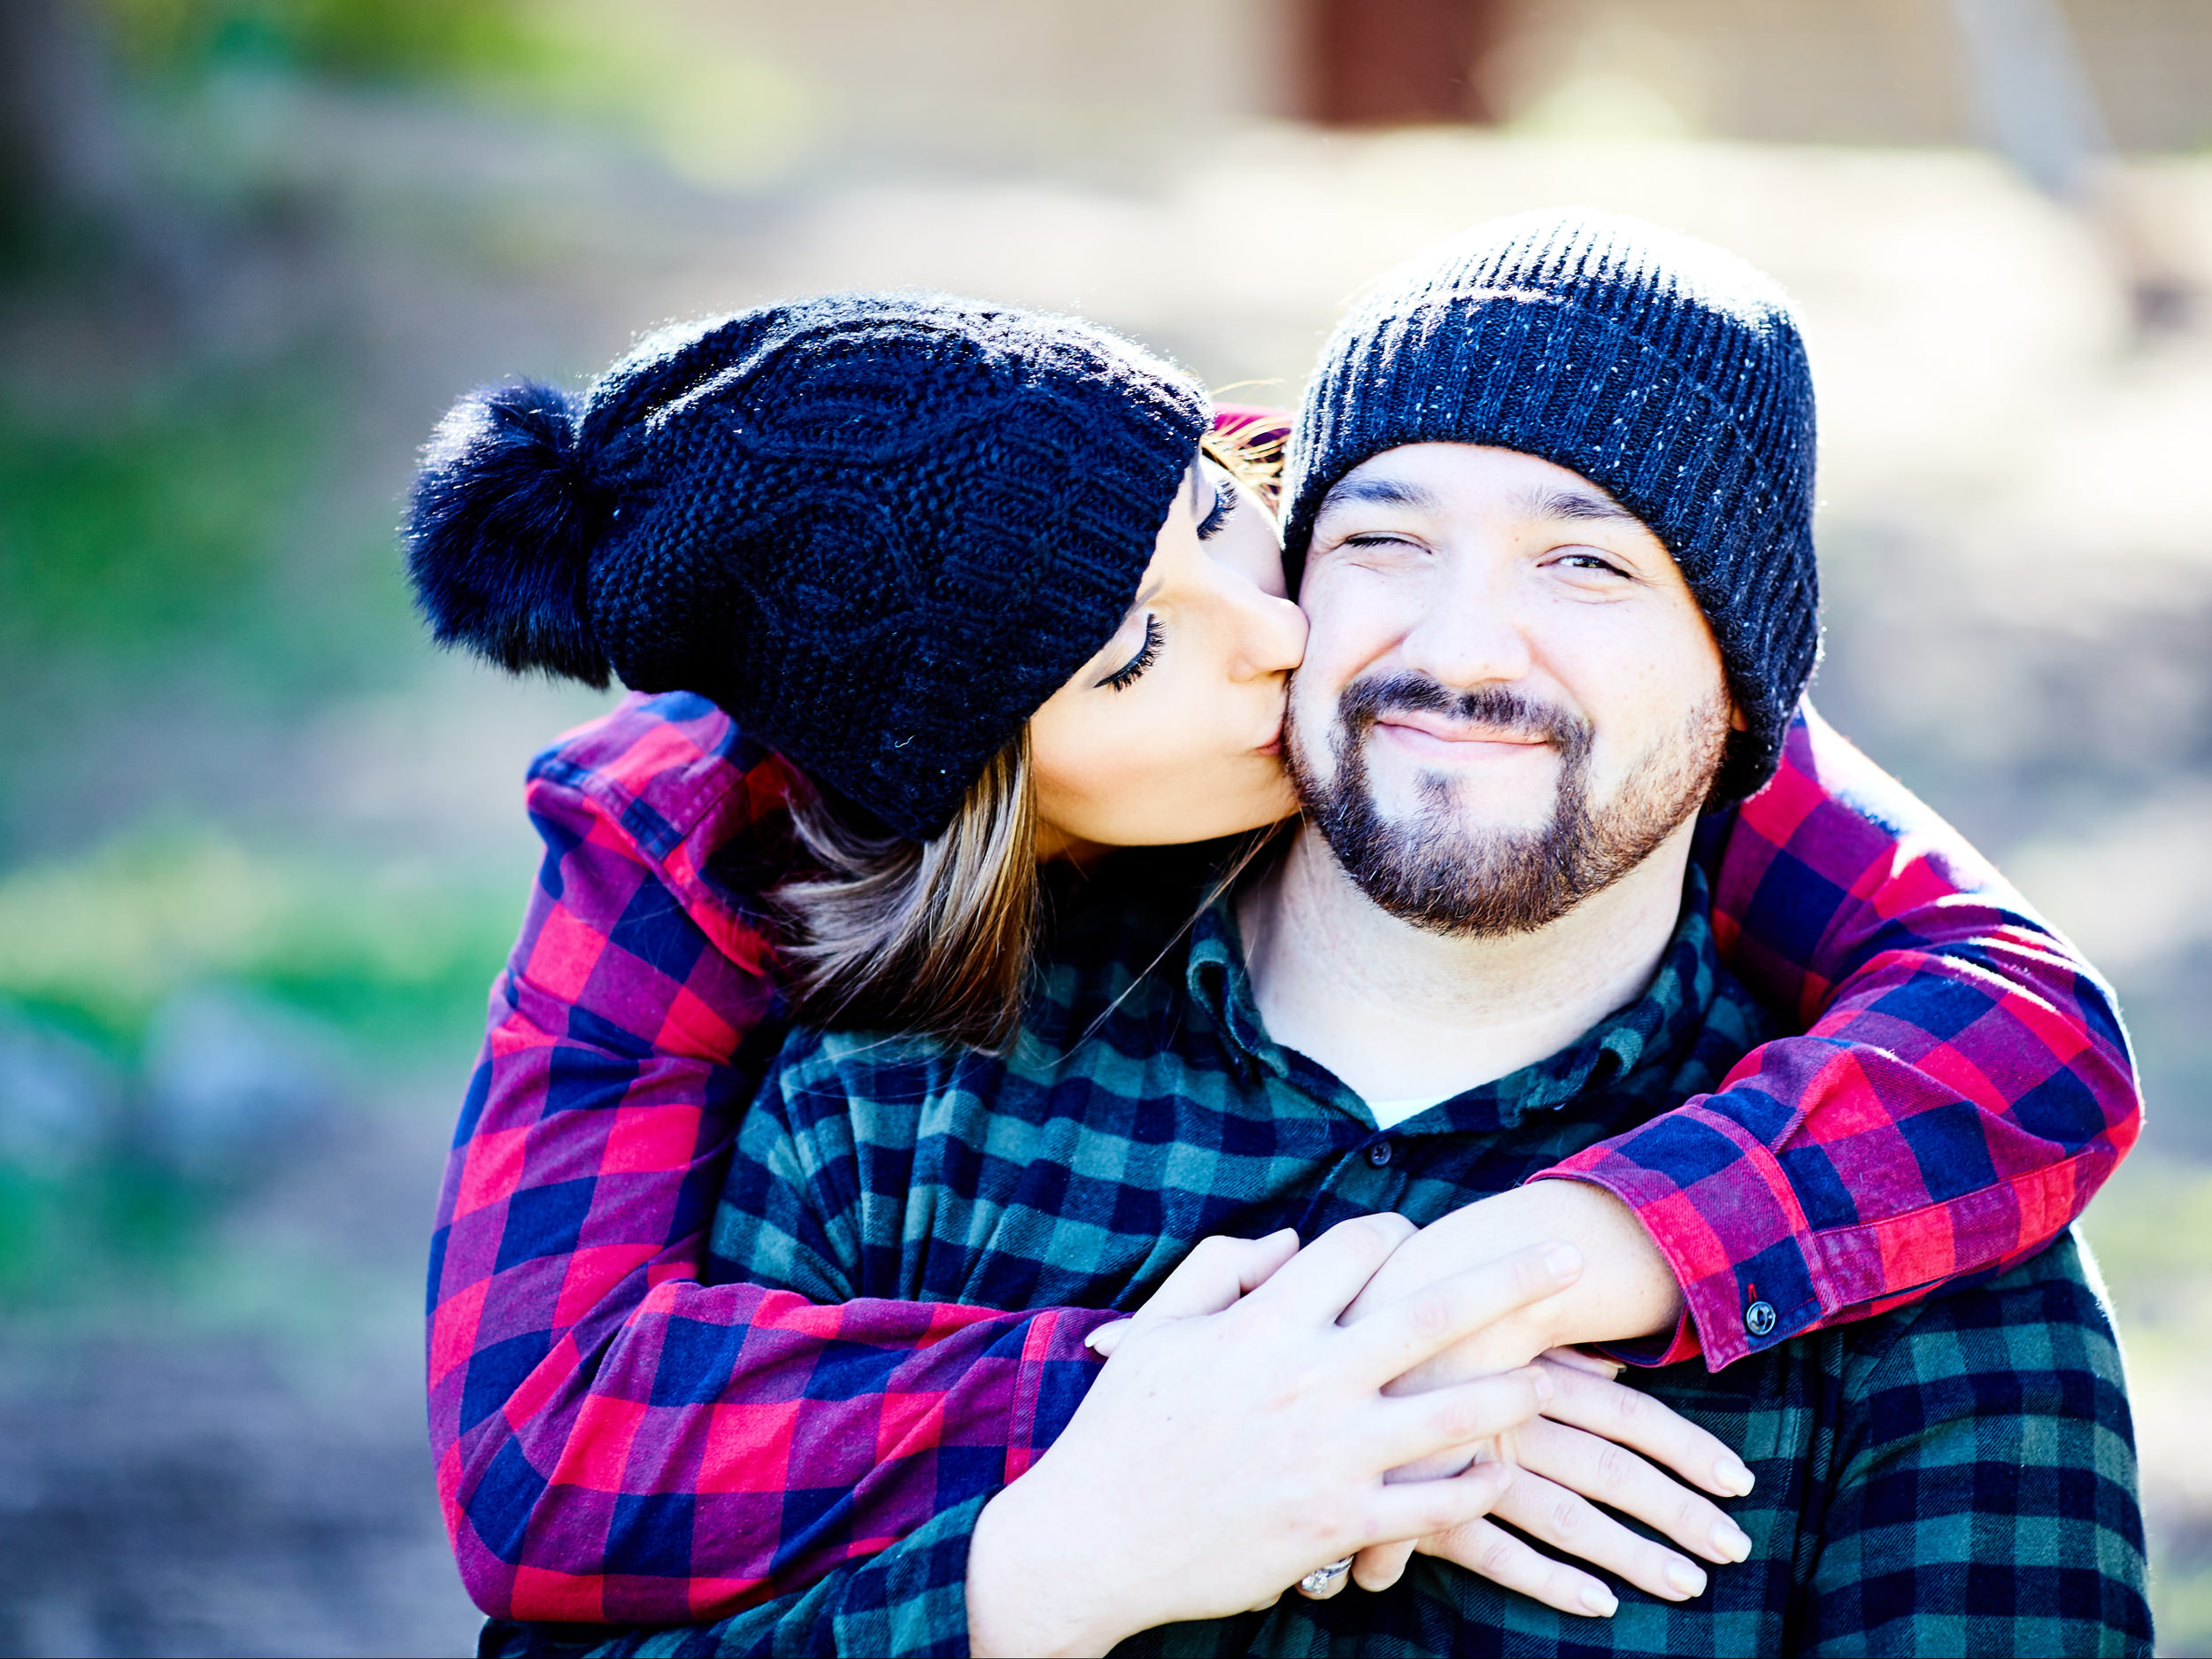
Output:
(1241, 589), (1307, 678)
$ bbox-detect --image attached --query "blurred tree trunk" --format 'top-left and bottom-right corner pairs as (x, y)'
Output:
(0, 0), (134, 265)
(1300, 0), (1511, 126)
(1947, 0), (2192, 333)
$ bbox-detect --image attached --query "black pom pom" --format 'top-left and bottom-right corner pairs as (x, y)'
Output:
(403, 381), (612, 686)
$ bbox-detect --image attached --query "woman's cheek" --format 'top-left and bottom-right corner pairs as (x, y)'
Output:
(1037, 711), (1166, 839)
(1102, 718), (1192, 836)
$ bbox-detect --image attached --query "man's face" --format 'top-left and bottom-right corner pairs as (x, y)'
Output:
(1288, 443), (1734, 935)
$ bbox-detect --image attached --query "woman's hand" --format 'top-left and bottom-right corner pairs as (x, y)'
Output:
(1341, 1182), (1687, 1385)
(964, 1218), (1583, 1659)
(1310, 1350), (1757, 1618)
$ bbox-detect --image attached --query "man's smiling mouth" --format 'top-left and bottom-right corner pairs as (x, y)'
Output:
(1371, 712), (1554, 756)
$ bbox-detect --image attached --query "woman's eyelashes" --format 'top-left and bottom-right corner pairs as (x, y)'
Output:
(1098, 615), (1163, 691)
(1196, 476), (1237, 541)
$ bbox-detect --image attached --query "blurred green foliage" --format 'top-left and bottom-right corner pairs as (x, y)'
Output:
(0, 826), (518, 1056)
(0, 822), (519, 1302)
(0, 355), (415, 860)
(0, 371), (323, 659)
(0, 1151), (206, 1302)
(2078, 1166), (2212, 1366)
(0, 369), (505, 1287)
(89, 0), (819, 189)
(95, 0), (534, 84)
(2077, 1173), (2212, 1655)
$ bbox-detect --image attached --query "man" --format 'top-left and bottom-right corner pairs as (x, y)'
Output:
(489, 212), (2150, 1656)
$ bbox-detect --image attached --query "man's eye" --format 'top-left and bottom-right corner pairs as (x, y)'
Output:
(1556, 550), (1628, 575)
(1197, 477), (1237, 541)
(1097, 615), (1163, 691)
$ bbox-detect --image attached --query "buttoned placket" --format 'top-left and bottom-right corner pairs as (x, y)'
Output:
(1189, 928), (1422, 1221)
(1184, 876), (1719, 1244)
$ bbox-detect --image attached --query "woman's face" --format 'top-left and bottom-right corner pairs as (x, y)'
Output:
(1028, 455), (1307, 853)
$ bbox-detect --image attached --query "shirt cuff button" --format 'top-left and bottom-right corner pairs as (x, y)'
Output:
(1744, 1300), (1777, 1338)
(1365, 1140), (1392, 1168)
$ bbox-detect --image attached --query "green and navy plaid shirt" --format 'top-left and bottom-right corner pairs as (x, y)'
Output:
(497, 851), (2150, 1657)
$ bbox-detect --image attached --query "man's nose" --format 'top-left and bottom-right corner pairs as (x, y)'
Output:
(1396, 562), (1533, 691)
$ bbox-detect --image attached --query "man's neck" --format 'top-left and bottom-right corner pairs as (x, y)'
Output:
(1237, 820), (1699, 1106)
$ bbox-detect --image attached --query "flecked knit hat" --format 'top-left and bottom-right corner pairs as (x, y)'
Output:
(405, 293), (1209, 839)
(1283, 209), (1820, 801)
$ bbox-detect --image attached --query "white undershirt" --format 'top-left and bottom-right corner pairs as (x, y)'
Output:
(1364, 1092), (1454, 1130)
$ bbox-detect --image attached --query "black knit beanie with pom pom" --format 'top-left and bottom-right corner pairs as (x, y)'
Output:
(404, 292), (1209, 840)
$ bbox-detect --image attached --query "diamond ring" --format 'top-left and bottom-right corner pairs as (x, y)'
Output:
(1298, 1556), (1354, 1596)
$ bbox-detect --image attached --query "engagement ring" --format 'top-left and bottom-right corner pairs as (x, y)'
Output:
(1298, 1557), (1353, 1596)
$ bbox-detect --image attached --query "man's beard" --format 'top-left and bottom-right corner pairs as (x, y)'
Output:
(1285, 675), (1728, 937)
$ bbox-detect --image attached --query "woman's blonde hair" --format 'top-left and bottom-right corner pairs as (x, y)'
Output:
(774, 421), (1285, 1049)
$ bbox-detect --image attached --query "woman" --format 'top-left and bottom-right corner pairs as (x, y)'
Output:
(411, 294), (2137, 1643)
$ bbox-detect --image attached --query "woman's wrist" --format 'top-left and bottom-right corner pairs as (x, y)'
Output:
(1514, 1178), (1684, 1348)
(1351, 1183), (1684, 1386)
(967, 1464), (1126, 1659)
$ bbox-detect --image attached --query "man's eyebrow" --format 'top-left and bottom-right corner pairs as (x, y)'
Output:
(1318, 475), (1437, 513)
(1515, 484), (1637, 524)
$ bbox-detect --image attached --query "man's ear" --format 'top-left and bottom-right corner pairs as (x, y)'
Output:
(1728, 698), (1748, 733)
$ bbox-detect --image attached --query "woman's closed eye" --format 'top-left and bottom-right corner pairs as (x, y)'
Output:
(1098, 615), (1163, 691)
(1197, 476), (1237, 541)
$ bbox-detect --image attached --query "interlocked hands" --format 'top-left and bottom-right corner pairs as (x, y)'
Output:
(967, 1210), (1756, 1658)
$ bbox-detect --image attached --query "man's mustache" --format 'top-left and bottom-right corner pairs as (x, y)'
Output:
(1332, 674), (1591, 756)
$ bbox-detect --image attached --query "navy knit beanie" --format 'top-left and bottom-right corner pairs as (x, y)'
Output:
(1283, 209), (1820, 801)
(405, 293), (1209, 839)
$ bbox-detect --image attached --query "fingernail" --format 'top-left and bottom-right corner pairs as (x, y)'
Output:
(1545, 1243), (1583, 1279)
(1712, 1519), (1752, 1562)
(1666, 1561), (1707, 1598)
(1529, 1367), (1554, 1404)
(1715, 1455), (1755, 1495)
(1579, 1584), (1618, 1617)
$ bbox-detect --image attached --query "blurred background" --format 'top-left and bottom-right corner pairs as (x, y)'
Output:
(0, 0), (2207, 1652)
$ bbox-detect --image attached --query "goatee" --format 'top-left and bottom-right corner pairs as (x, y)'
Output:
(1285, 675), (1727, 937)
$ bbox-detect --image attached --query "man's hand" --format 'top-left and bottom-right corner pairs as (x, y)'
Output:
(1312, 1186), (1753, 1618)
(1303, 1350), (1757, 1617)
(965, 1218), (1581, 1658)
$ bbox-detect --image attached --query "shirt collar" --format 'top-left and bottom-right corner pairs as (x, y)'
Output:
(1184, 860), (1725, 1133)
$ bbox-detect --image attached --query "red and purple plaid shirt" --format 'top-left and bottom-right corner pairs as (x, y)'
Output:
(427, 690), (2139, 1624)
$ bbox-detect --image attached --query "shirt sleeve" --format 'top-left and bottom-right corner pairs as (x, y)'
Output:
(428, 751), (1109, 1627)
(477, 1496), (991, 1659)
(1535, 704), (2143, 1370)
(1805, 1233), (2150, 1655)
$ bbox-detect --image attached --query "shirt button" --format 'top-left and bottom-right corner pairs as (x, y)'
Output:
(1744, 1300), (1777, 1338)
(1365, 1141), (1392, 1168)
